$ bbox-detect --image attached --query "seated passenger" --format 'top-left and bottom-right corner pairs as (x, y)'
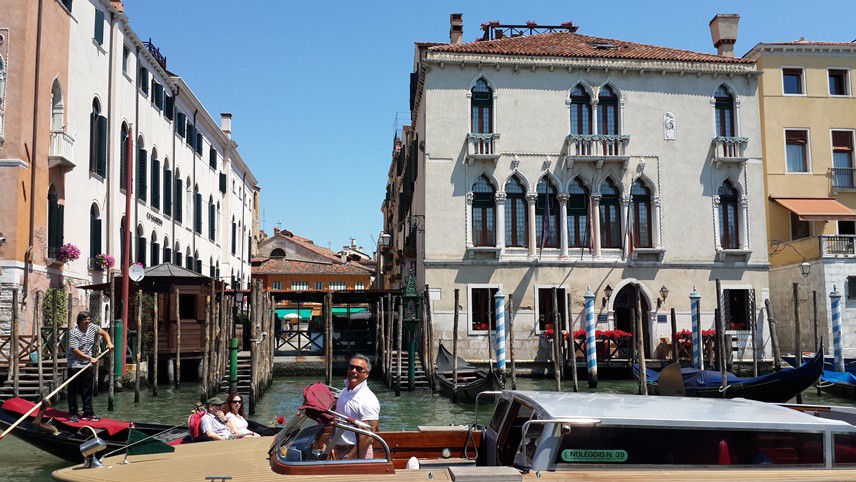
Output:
(200, 397), (233, 441)
(224, 392), (258, 437)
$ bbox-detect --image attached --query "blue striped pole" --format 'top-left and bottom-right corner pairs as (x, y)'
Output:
(494, 290), (506, 378)
(690, 288), (702, 370)
(584, 288), (598, 388)
(831, 287), (844, 373)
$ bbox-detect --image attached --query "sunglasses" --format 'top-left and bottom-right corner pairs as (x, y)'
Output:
(348, 364), (367, 373)
(230, 400), (242, 404)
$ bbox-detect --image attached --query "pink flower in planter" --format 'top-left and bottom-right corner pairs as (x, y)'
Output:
(57, 243), (81, 262)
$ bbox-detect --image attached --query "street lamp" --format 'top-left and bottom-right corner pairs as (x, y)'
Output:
(602, 284), (613, 309)
(402, 270), (421, 391)
(800, 261), (811, 278)
(657, 285), (669, 308)
(379, 233), (391, 248)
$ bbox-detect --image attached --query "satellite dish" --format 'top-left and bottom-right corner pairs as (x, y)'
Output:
(128, 264), (145, 282)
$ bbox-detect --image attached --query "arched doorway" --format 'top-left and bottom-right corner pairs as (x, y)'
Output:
(613, 284), (651, 358)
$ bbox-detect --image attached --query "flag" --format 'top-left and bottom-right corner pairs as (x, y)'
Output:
(628, 227), (635, 256)
(540, 191), (551, 250)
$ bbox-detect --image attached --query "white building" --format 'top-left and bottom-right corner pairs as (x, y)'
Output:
(390, 15), (771, 362)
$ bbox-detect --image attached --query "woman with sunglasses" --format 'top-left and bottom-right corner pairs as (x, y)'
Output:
(224, 392), (259, 437)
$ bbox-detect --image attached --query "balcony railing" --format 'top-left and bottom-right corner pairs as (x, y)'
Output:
(48, 130), (75, 170)
(466, 132), (501, 163)
(565, 134), (630, 168)
(712, 136), (748, 167)
(821, 235), (856, 257)
(830, 168), (856, 191)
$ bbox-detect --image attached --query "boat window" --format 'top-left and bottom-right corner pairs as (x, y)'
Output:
(834, 433), (856, 466)
(553, 426), (824, 467)
(520, 414), (542, 463)
(496, 399), (534, 466)
(489, 398), (511, 432)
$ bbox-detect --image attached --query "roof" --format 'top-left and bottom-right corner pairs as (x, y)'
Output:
(509, 391), (856, 432)
(252, 258), (373, 276)
(744, 39), (856, 60)
(144, 262), (208, 278)
(772, 197), (856, 221)
(429, 32), (753, 64)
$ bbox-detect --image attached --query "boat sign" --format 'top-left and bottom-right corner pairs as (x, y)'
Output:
(561, 449), (628, 463)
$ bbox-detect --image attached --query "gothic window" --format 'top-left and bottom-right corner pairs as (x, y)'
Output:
(194, 184), (202, 234)
(718, 180), (740, 249)
(173, 242), (181, 266)
(136, 136), (147, 201)
(599, 178), (621, 248)
(89, 98), (107, 176)
(231, 216), (236, 254)
(119, 123), (129, 190)
(567, 178), (589, 248)
(471, 78), (493, 134)
(89, 204), (101, 259)
(472, 175), (496, 246)
(163, 160), (172, 214)
(536, 178), (559, 248)
(162, 236), (171, 266)
(174, 170), (183, 223)
(151, 148), (160, 209)
(208, 195), (215, 240)
(150, 230), (159, 267)
(569, 85), (591, 135)
(47, 185), (63, 258)
(631, 179), (652, 248)
(715, 85), (735, 137)
(597, 85), (619, 135)
(505, 176), (527, 247)
(135, 225), (146, 265)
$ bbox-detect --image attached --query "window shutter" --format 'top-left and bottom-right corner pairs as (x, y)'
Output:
(164, 94), (174, 120)
(209, 148), (217, 169)
(137, 149), (147, 201)
(94, 9), (104, 45)
(209, 205), (215, 240)
(194, 192), (201, 233)
(195, 259), (202, 274)
(163, 169), (172, 213)
(151, 79), (156, 105)
(92, 217), (102, 257)
(140, 68), (149, 96)
(176, 113), (186, 137)
(164, 247), (171, 265)
(152, 243), (159, 266)
(175, 180), (183, 223)
(57, 204), (65, 246)
(151, 158), (160, 209)
(62, 0), (73, 12)
(96, 115), (107, 176)
(219, 172), (227, 193)
(187, 124), (196, 148)
(196, 133), (203, 156)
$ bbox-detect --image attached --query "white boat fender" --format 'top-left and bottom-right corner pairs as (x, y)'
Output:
(405, 456), (420, 470)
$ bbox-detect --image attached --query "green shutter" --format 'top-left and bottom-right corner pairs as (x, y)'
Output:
(176, 113), (186, 137)
(57, 204), (65, 247)
(94, 9), (104, 45)
(219, 172), (226, 193)
(196, 133), (203, 156)
(163, 169), (172, 213)
(137, 149), (147, 201)
(97, 115), (107, 177)
(164, 95), (174, 120)
(151, 158), (160, 209)
(175, 179), (183, 223)
(91, 217), (102, 258)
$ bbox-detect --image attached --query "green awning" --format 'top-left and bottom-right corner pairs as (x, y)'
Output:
(331, 307), (368, 315)
(275, 308), (313, 321)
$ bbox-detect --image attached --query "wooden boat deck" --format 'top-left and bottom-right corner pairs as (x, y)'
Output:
(51, 435), (856, 482)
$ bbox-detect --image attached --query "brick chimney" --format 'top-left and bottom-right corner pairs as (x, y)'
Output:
(110, 0), (124, 12)
(709, 14), (739, 57)
(273, 226), (280, 236)
(450, 13), (463, 45)
(220, 113), (232, 139)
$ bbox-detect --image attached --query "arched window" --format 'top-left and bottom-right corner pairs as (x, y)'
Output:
(631, 179), (652, 248)
(194, 250), (201, 273)
(119, 123), (129, 190)
(505, 176), (527, 247)
(137, 136), (147, 201)
(174, 170), (183, 223)
(215, 261), (220, 280)
(209, 257), (215, 278)
(89, 204), (101, 260)
(567, 178), (589, 248)
(231, 216), (237, 254)
(194, 184), (202, 234)
(536, 178), (559, 248)
(570, 84), (591, 135)
(719, 180), (740, 249)
(151, 148), (160, 209)
(714, 85), (735, 137)
(472, 175), (496, 246)
(51, 80), (64, 131)
(471, 78), (493, 134)
(162, 236), (171, 266)
(135, 225), (146, 265)
(599, 178), (621, 248)
(47, 185), (63, 258)
(150, 230), (159, 267)
(89, 98), (100, 174)
(163, 159), (172, 214)
(208, 195), (215, 240)
(597, 86), (619, 135)
(185, 248), (193, 271)
(270, 248), (286, 258)
(173, 242), (182, 266)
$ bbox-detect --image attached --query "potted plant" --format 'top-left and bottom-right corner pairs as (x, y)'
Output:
(94, 253), (115, 270)
(56, 243), (80, 263)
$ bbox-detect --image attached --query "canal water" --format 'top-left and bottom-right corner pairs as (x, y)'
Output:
(3, 376), (855, 482)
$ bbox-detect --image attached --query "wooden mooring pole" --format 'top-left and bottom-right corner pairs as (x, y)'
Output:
(508, 293), (516, 390)
(11, 289), (19, 397)
(396, 298), (403, 397)
(551, 288), (561, 392)
(568, 292), (578, 393)
(670, 308), (679, 363)
(424, 285), (435, 392)
(452, 289), (459, 401)
(635, 287), (648, 396)
(813, 290), (821, 396)
(765, 299), (782, 371)
(51, 292), (58, 388)
(134, 290), (142, 403)
(201, 295), (210, 403)
(793, 283), (803, 404)
(35, 292), (44, 397)
(324, 291), (333, 386)
(385, 294), (392, 387)
(152, 294), (158, 396)
(175, 287), (181, 390)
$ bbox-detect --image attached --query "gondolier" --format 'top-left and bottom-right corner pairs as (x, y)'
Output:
(67, 311), (113, 422)
(334, 354), (379, 459)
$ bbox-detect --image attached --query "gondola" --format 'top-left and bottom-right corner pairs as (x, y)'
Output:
(0, 397), (277, 463)
(783, 354), (856, 373)
(434, 343), (502, 403)
(635, 349), (824, 403)
(819, 370), (856, 399)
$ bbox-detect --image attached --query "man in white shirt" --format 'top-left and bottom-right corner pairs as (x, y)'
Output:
(200, 397), (233, 441)
(334, 354), (380, 459)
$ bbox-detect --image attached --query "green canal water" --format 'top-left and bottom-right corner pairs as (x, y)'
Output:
(3, 377), (855, 482)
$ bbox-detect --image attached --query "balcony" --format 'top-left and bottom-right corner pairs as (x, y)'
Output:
(564, 134), (630, 169)
(466, 132), (501, 164)
(821, 235), (856, 257)
(830, 168), (856, 192)
(48, 130), (75, 171)
(711, 136), (748, 167)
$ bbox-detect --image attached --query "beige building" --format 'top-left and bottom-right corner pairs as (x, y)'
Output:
(745, 40), (856, 356)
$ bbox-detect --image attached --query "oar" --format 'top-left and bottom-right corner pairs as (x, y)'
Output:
(0, 350), (111, 441)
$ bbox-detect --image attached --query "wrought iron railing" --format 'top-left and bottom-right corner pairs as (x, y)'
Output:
(566, 134), (630, 157)
(143, 38), (167, 70)
(466, 132), (500, 157)
(830, 168), (856, 190)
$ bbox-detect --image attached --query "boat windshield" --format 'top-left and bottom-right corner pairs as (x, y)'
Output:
(273, 411), (388, 465)
(553, 426), (828, 467)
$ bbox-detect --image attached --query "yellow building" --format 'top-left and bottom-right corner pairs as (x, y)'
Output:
(745, 40), (856, 355)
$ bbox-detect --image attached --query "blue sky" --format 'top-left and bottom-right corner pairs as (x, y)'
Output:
(123, 0), (856, 253)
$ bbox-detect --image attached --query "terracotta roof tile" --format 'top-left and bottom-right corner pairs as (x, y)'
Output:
(429, 32), (753, 64)
(771, 39), (856, 46)
(252, 258), (373, 276)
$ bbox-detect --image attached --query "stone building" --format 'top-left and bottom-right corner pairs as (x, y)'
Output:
(383, 14), (771, 361)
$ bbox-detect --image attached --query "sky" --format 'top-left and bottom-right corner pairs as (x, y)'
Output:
(122, 0), (856, 253)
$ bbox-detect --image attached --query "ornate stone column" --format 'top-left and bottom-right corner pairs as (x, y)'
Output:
(558, 194), (569, 257)
(620, 193), (631, 256)
(495, 192), (507, 251)
(465, 192), (474, 248)
(526, 193), (538, 257)
(591, 194), (602, 258)
(739, 195), (750, 250)
(712, 195), (722, 251)
(652, 195), (663, 249)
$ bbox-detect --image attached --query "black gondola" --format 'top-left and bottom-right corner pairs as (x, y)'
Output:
(0, 397), (276, 463)
(434, 343), (503, 403)
(819, 370), (856, 399)
(635, 349), (824, 403)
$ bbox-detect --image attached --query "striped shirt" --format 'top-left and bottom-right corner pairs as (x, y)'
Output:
(67, 324), (100, 369)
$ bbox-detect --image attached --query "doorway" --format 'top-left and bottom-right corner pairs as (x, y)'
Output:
(613, 284), (651, 358)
